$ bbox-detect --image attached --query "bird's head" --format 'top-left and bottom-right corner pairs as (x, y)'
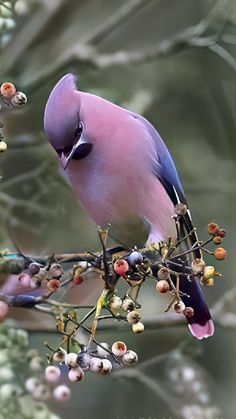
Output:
(44, 73), (93, 169)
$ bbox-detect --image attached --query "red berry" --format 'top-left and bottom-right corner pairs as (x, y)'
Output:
(113, 259), (129, 276)
(217, 229), (226, 238)
(183, 306), (194, 318)
(73, 274), (84, 285)
(207, 223), (219, 235)
(47, 279), (61, 291)
(156, 280), (170, 293)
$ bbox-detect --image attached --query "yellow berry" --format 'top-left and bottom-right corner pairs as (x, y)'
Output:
(0, 141), (7, 153)
(213, 236), (222, 245)
(206, 278), (215, 286)
(132, 322), (144, 334)
(203, 266), (215, 279)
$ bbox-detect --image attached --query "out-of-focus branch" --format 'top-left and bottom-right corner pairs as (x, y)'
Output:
(23, 0), (235, 92)
(211, 284), (236, 328)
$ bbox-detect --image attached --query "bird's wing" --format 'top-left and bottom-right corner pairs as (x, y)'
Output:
(129, 113), (214, 340)
(130, 113), (185, 204)
(130, 112), (195, 239)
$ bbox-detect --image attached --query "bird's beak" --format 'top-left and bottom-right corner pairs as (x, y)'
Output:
(60, 135), (93, 170)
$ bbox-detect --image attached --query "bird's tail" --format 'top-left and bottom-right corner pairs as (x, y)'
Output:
(173, 209), (214, 339)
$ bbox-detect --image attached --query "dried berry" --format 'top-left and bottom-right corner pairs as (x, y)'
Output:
(122, 298), (135, 312)
(127, 310), (141, 324)
(109, 295), (122, 310)
(11, 91), (27, 106)
(49, 263), (63, 278)
(191, 258), (206, 274)
(174, 300), (185, 313)
(157, 267), (170, 280)
(175, 203), (188, 216)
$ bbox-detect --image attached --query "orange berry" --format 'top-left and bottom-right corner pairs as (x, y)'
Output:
(214, 247), (227, 260)
(0, 82), (16, 98)
(47, 279), (61, 291)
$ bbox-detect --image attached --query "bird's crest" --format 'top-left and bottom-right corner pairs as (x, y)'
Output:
(44, 73), (81, 148)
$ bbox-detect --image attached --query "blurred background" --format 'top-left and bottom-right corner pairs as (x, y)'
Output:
(0, 0), (235, 418)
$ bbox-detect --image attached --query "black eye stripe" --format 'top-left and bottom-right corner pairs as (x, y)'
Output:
(55, 121), (84, 156)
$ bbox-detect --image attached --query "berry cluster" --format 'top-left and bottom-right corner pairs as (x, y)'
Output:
(0, 81), (27, 153)
(0, 323), (59, 418)
(18, 261), (64, 292)
(43, 340), (138, 392)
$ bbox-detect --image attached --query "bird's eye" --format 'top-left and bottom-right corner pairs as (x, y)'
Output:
(74, 121), (84, 139)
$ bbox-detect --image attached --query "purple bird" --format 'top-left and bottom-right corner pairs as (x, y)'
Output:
(44, 73), (214, 339)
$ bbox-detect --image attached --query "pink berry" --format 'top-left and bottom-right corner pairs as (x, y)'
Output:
(68, 366), (84, 382)
(0, 301), (9, 322)
(113, 259), (129, 276)
(53, 385), (71, 402)
(44, 365), (61, 383)
(156, 280), (170, 293)
(111, 341), (127, 356)
(183, 307), (195, 318)
(0, 82), (16, 98)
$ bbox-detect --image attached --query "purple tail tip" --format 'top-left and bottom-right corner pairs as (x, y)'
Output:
(188, 319), (214, 340)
